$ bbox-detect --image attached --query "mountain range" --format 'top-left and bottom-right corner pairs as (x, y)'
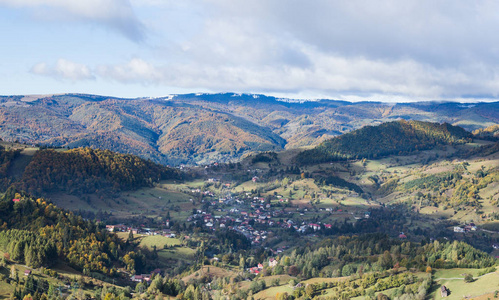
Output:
(1, 93), (497, 165)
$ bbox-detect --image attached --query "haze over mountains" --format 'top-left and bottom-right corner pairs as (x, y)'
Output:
(1, 93), (497, 165)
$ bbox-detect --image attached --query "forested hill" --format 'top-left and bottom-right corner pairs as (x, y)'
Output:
(0, 145), (21, 188)
(13, 147), (182, 196)
(0, 189), (131, 275)
(473, 124), (499, 140)
(296, 120), (472, 164)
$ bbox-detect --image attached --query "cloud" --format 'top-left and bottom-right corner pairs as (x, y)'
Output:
(95, 51), (499, 101)
(97, 58), (162, 84)
(13, 1), (499, 101)
(0, 0), (145, 42)
(31, 59), (95, 81)
(201, 0), (499, 66)
(165, 0), (499, 100)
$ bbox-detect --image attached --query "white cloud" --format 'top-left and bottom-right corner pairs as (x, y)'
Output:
(97, 58), (162, 83)
(31, 59), (95, 81)
(94, 51), (499, 101)
(9, 0), (499, 100)
(0, 0), (145, 41)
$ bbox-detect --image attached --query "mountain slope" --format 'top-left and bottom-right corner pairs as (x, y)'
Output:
(0, 93), (497, 165)
(15, 147), (182, 196)
(296, 120), (473, 163)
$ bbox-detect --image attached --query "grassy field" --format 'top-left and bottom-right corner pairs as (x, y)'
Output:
(138, 235), (181, 250)
(238, 275), (296, 291)
(160, 179), (206, 191)
(301, 277), (347, 285)
(48, 185), (194, 220)
(0, 279), (13, 299)
(430, 268), (499, 300)
(482, 221), (499, 232)
(157, 246), (196, 261)
(253, 285), (294, 300)
(433, 268), (482, 279)
(182, 266), (236, 283)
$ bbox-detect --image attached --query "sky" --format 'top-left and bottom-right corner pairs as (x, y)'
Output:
(1, 0), (499, 102)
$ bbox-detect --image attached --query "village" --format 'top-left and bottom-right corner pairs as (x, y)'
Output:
(103, 179), (376, 283)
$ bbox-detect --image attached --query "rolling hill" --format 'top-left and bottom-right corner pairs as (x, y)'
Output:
(296, 120), (473, 163)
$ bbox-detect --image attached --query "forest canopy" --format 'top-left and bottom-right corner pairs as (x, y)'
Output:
(296, 120), (472, 164)
(16, 147), (182, 195)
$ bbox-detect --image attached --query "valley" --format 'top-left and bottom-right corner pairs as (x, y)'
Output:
(0, 118), (497, 299)
(5, 1), (499, 299)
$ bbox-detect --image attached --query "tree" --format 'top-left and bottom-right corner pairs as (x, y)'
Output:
(10, 265), (17, 280)
(239, 255), (245, 271)
(305, 284), (315, 298)
(276, 292), (289, 300)
(377, 293), (389, 300)
(342, 264), (355, 276)
(288, 265), (299, 276)
(273, 265), (284, 275)
(464, 273), (474, 283)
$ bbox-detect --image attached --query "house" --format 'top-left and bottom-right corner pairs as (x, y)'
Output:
(257, 263), (263, 270)
(24, 270), (31, 276)
(151, 268), (162, 275)
(269, 258), (278, 267)
(310, 223), (321, 231)
(12, 199), (20, 203)
(106, 224), (126, 232)
(294, 283), (304, 289)
(440, 285), (448, 297)
(398, 233), (407, 239)
(131, 275), (144, 282)
(453, 226), (464, 233)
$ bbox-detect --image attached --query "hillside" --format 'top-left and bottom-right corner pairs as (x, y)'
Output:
(473, 124), (499, 140)
(0, 94), (497, 165)
(0, 127), (496, 299)
(296, 120), (473, 164)
(15, 147), (182, 196)
(0, 189), (135, 275)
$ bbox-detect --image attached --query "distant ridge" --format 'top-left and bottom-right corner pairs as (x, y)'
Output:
(0, 93), (496, 165)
